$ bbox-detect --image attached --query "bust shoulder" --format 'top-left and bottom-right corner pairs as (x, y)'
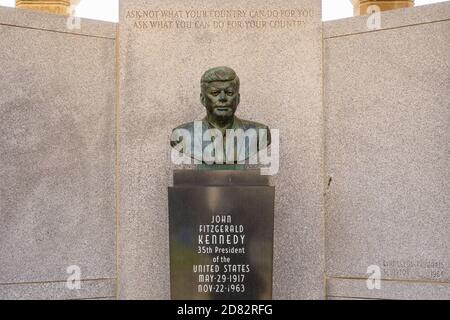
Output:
(235, 117), (271, 146)
(170, 120), (209, 148)
(237, 118), (269, 131)
(172, 119), (208, 133)
(171, 121), (194, 148)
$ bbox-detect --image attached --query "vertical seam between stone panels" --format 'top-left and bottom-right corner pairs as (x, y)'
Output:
(321, 17), (328, 301)
(114, 23), (120, 301)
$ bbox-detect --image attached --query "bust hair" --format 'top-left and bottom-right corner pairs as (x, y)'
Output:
(201, 66), (240, 92)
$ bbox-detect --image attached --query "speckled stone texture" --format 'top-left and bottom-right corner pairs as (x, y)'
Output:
(119, 0), (324, 299)
(327, 278), (450, 300)
(324, 2), (450, 298)
(324, 1), (450, 39)
(0, 279), (116, 300)
(0, 7), (117, 299)
(0, 5), (115, 39)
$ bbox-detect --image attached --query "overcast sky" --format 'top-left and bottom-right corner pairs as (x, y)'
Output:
(0, 0), (448, 22)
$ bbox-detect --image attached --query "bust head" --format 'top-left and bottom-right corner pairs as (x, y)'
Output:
(171, 67), (272, 164)
(200, 67), (241, 126)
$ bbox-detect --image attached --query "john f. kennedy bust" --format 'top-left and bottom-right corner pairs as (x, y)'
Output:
(170, 66), (271, 164)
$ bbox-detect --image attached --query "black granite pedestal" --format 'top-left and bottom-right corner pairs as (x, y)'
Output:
(168, 170), (275, 300)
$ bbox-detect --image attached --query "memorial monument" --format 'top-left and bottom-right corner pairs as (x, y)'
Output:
(170, 66), (271, 164)
(119, 0), (325, 300)
(168, 67), (275, 300)
(1, 0), (448, 301)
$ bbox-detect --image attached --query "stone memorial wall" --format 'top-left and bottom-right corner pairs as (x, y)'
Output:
(0, 0), (448, 300)
(0, 7), (117, 300)
(324, 2), (450, 299)
(118, 0), (325, 300)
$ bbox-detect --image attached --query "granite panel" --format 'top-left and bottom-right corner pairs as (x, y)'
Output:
(327, 278), (450, 300)
(324, 10), (450, 285)
(0, 16), (116, 285)
(118, 0), (324, 300)
(0, 5), (116, 39)
(324, 1), (450, 39)
(0, 279), (116, 300)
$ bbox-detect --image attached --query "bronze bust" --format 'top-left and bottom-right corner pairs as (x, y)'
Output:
(171, 66), (271, 164)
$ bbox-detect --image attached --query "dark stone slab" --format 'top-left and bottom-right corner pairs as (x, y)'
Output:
(169, 170), (274, 300)
(173, 169), (269, 186)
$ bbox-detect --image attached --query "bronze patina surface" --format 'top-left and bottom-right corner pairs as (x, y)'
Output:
(171, 67), (271, 163)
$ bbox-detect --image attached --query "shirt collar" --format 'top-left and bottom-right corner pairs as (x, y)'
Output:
(204, 116), (240, 135)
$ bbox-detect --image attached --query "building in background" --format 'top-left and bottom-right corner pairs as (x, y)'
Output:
(16, 0), (79, 15)
(351, 0), (414, 15)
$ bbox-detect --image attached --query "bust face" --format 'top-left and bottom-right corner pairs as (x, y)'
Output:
(201, 81), (240, 123)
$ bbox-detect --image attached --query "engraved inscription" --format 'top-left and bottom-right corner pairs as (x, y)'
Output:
(125, 8), (316, 31)
(195, 214), (249, 295)
(382, 260), (445, 280)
